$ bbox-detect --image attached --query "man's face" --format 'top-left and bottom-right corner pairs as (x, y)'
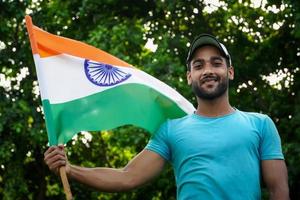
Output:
(187, 45), (234, 100)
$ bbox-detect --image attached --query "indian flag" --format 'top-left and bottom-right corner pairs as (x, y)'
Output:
(25, 15), (195, 145)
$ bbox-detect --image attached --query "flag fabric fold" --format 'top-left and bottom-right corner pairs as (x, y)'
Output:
(25, 15), (195, 145)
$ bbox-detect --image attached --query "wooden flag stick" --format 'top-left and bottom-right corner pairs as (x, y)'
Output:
(59, 166), (73, 200)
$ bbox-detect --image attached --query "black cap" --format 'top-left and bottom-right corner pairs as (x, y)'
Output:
(186, 34), (232, 66)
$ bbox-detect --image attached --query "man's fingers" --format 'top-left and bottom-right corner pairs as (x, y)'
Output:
(49, 159), (67, 171)
(45, 153), (65, 165)
(44, 146), (67, 172)
(44, 147), (65, 161)
(44, 146), (56, 157)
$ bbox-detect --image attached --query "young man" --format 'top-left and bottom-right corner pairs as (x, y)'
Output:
(44, 34), (289, 199)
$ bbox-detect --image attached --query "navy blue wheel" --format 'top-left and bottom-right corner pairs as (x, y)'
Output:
(84, 60), (131, 86)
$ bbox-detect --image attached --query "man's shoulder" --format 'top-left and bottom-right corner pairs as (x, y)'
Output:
(237, 109), (269, 120)
(159, 114), (194, 132)
(167, 114), (194, 124)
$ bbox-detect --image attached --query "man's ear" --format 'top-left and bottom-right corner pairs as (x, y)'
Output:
(228, 66), (234, 80)
(187, 70), (192, 85)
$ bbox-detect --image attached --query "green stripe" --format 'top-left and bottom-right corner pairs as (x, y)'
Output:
(42, 100), (58, 145)
(43, 83), (188, 145)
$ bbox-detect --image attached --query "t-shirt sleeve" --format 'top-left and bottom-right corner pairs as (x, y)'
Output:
(260, 116), (284, 160)
(145, 122), (171, 161)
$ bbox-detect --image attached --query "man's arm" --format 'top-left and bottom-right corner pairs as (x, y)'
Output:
(44, 146), (166, 192)
(261, 160), (290, 200)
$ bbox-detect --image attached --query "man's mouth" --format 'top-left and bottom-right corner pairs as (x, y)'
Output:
(201, 76), (219, 84)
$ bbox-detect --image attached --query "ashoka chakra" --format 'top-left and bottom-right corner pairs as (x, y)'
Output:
(84, 59), (131, 86)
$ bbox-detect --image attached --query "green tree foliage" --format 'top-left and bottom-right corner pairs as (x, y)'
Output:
(0, 0), (299, 199)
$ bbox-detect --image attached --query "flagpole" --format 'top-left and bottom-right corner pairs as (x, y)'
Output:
(25, 15), (73, 199)
(60, 166), (73, 200)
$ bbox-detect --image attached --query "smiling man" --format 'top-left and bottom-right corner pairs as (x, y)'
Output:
(44, 34), (289, 199)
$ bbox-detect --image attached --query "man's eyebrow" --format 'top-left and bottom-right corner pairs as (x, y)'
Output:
(192, 56), (223, 64)
(191, 58), (204, 64)
(210, 56), (223, 60)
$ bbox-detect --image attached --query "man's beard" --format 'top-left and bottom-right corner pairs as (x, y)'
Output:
(191, 76), (228, 100)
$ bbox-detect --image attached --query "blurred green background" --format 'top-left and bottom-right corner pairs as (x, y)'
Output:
(0, 0), (299, 199)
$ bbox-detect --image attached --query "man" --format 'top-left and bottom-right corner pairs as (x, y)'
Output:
(44, 34), (289, 199)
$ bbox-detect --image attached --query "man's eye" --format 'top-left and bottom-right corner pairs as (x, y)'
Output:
(212, 61), (223, 66)
(193, 62), (203, 68)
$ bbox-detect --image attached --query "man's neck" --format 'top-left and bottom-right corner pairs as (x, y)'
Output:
(195, 95), (234, 117)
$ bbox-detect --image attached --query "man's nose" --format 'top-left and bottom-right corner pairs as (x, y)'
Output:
(202, 62), (213, 75)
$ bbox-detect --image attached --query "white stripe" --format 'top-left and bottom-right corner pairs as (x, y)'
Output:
(33, 54), (48, 100)
(35, 54), (195, 113)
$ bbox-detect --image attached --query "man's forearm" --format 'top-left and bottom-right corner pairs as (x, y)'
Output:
(269, 186), (290, 200)
(68, 165), (135, 192)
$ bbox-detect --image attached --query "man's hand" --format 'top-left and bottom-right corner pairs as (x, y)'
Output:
(44, 145), (70, 176)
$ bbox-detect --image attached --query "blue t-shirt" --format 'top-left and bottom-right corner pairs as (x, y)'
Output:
(145, 109), (284, 200)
